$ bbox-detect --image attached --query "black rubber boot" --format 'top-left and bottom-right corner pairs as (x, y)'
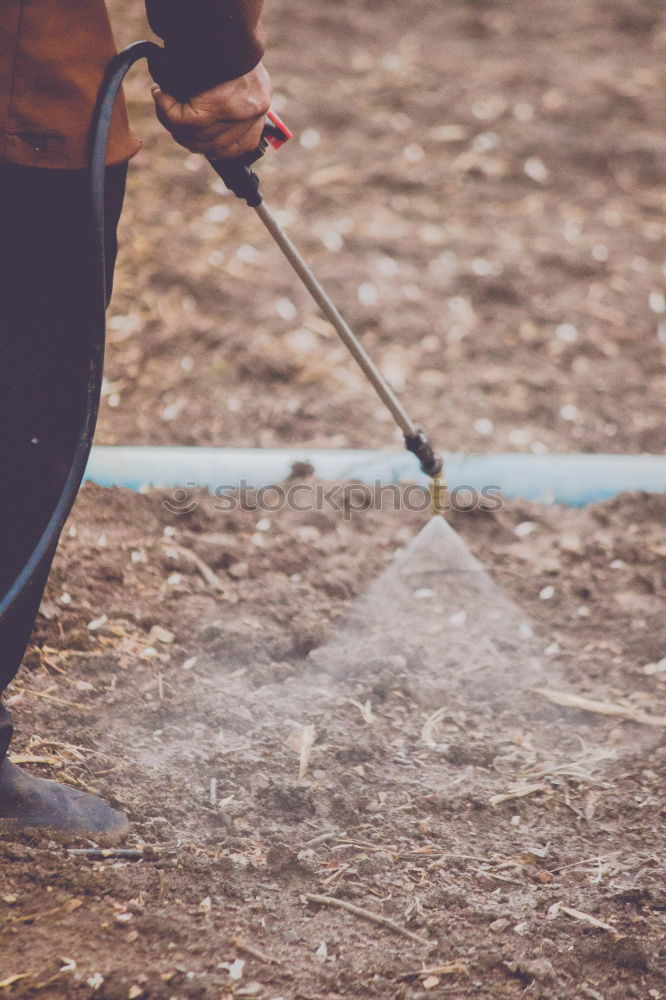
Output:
(0, 758), (128, 842)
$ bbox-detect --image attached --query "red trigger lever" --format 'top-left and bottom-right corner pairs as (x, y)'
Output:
(263, 110), (293, 149)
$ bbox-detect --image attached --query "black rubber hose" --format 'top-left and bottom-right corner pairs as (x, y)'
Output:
(0, 41), (160, 626)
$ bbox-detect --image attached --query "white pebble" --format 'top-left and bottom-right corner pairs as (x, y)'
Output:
(472, 131), (499, 152)
(471, 258), (491, 276)
(375, 255), (400, 276)
(447, 296), (475, 322)
(256, 518), (271, 532)
(204, 204), (230, 224)
(273, 209), (294, 227)
(300, 128), (321, 150)
(414, 588), (435, 599)
(562, 219), (581, 243)
(236, 244), (259, 263)
(591, 244), (608, 262)
(514, 521), (536, 537)
(472, 96), (506, 120)
(403, 143), (425, 163)
(180, 355), (194, 372)
(523, 157), (548, 183)
(357, 282), (379, 306)
(555, 323), (578, 343)
(161, 399), (185, 422)
(286, 328), (318, 354)
(643, 658), (666, 675)
(539, 585), (555, 600)
(649, 291), (665, 314)
(276, 297), (297, 321)
(509, 428), (531, 447)
(321, 230), (343, 252)
(87, 614), (108, 631)
(473, 417), (494, 436)
(560, 404), (579, 421)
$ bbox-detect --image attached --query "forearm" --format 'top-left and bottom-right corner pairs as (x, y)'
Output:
(145, 0), (265, 97)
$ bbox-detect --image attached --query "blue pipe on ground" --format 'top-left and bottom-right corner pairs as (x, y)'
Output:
(85, 446), (666, 507)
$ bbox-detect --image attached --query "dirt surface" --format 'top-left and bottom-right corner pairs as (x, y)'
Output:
(2, 0), (666, 997)
(2, 484), (665, 999)
(100, 0), (666, 457)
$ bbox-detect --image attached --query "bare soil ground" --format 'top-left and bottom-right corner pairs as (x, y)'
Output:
(2, 0), (665, 997)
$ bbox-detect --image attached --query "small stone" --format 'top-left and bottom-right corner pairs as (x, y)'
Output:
(228, 561), (249, 579)
(473, 417), (494, 436)
(643, 658), (666, 675)
(648, 291), (665, 314)
(560, 403), (579, 421)
(276, 297), (297, 321)
(514, 521), (536, 537)
(555, 323), (578, 343)
(149, 625), (174, 645)
(357, 282), (379, 306)
(511, 957), (556, 983)
(524, 157), (548, 183)
(559, 532), (583, 554)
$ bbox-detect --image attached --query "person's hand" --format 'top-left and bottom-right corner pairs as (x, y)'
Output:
(151, 62), (272, 160)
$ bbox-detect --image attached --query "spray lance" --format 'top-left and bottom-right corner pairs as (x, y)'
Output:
(204, 111), (449, 516)
(96, 42), (447, 509)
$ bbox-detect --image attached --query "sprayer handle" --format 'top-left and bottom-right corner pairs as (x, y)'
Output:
(207, 110), (292, 207)
(148, 45), (292, 206)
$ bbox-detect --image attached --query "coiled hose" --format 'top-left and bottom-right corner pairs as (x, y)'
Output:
(0, 41), (160, 625)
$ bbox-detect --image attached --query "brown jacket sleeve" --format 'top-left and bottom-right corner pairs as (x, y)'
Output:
(146, 0), (265, 99)
(0, 0), (140, 169)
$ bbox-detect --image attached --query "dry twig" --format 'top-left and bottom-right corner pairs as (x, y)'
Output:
(397, 960), (468, 982)
(490, 783), (549, 806)
(231, 936), (281, 966)
(298, 724), (316, 781)
(162, 542), (225, 592)
(303, 893), (430, 946)
(532, 688), (666, 726)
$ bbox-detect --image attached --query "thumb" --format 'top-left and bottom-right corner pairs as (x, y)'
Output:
(151, 84), (180, 118)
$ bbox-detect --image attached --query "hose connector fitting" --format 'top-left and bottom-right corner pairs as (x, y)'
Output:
(404, 428), (444, 478)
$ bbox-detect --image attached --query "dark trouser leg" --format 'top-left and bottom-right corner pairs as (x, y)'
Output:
(0, 703), (12, 760)
(0, 162), (127, 758)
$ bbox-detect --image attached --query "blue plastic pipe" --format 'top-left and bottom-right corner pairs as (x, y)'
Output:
(84, 446), (666, 507)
